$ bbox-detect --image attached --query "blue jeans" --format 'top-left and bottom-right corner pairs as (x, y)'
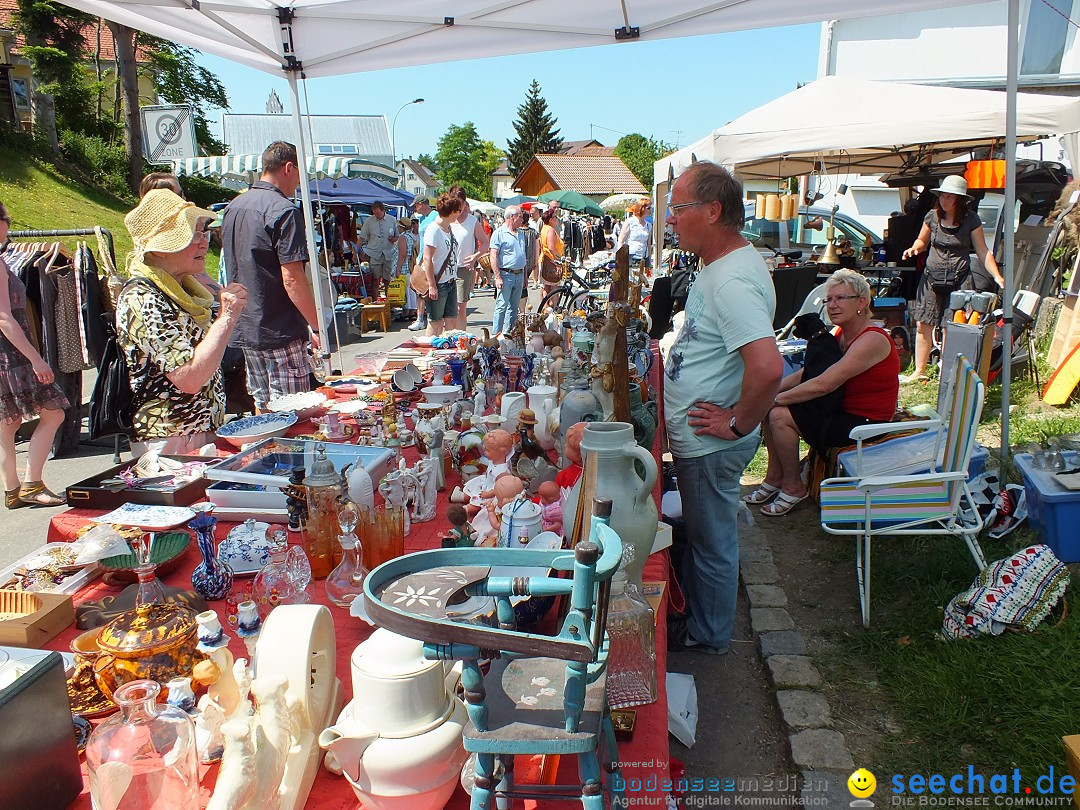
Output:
(674, 437), (759, 650)
(492, 270), (524, 334)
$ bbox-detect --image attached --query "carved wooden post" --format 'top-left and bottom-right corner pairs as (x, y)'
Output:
(611, 246), (631, 423)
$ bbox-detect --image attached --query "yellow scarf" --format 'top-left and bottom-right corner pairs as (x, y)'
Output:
(127, 259), (214, 331)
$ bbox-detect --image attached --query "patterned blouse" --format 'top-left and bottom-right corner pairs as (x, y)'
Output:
(115, 280), (224, 440)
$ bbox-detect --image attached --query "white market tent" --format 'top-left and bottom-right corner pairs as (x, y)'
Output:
(62, 0), (1026, 441)
(653, 72), (1072, 462)
(654, 76), (1080, 181)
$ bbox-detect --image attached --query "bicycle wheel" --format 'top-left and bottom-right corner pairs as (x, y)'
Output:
(537, 286), (579, 317)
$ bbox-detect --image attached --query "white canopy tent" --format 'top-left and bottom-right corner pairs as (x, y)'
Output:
(60, 0), (1020, 425)
(173, 154), (396, 183)
(655, 76), (1080, 181)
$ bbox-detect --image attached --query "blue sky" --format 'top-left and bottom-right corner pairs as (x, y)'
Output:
(197, 23), (821, 160)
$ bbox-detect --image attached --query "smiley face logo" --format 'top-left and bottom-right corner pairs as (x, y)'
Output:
(848, 769), (877, 798)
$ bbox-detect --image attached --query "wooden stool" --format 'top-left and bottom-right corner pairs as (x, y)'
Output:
(359, 299), (391, 334)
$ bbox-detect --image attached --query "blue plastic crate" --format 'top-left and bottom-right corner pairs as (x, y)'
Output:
(1014, 452), (1080, 563)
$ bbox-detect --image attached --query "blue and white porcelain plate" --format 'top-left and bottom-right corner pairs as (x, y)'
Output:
(91, 503), (196, 529)
(217, 412), (298, 439)
(218, 521), (271, 576)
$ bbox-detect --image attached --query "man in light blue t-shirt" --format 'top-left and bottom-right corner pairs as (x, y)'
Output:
(664, 161), (783, 655)
(488, 205), (528, 336)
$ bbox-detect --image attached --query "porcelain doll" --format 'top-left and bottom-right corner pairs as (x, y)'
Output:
(556, 422), (587, 496)
(440, 504), (475, 548)
(480, 476), (526, 546)
(538, 481), (563, 536)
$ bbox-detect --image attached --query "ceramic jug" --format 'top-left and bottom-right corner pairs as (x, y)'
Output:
(564, 422), (658, 589)
(526, 384), (558, 452)
(319, 629), (468, 810)
(500, 391), (526, 434)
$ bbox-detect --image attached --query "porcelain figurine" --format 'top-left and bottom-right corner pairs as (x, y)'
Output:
(205, 719), (257, 810)
(236, 601), (263, 658)
(472, 388), (487, 417)
(538, 481), (563, 536)
(379, 470), (411, 536)
(204, 647), (240, 716)
(526, 384), (558, 451)
(482, 476), (525, 547)
(589, 317), (619, 421)
(167, 675), (197, 713)
(343, 462), (375, 517)
(556, 422), (587, 497)
(409, 456), (438, 523)
(195, 695), (228, 763)
(440, 504), (475, 548)
(247, 675), (293, 810)
(196, 609), (230, 653)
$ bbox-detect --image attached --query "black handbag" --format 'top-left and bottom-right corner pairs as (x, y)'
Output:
(88, 317), (137, 440)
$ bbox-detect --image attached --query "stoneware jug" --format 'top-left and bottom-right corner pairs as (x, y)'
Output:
(500, 391), (526, 434)
(564, 422), (658, 589)
(319, 629), (467, 810)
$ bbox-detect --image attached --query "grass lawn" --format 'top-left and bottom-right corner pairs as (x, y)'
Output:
(785, 346), (1080, 782)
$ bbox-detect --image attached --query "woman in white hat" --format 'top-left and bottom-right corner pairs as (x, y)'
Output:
(116, 189), (248, 457)
(901, 175), (1003, 382)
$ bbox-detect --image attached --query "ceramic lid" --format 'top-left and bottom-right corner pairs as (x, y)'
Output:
(353, 628), (441, 679)
(98, 603), (198, 655)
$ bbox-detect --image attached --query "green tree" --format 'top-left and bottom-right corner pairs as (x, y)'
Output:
(140, 37), (229, 155)
(415, 153), (438, 173)
(434, 122), (504, 201)
(505, 80), (563, 177)
(614, 133), (674, 189)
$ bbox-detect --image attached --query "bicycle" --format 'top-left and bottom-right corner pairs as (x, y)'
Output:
(534, 258), (607, 318)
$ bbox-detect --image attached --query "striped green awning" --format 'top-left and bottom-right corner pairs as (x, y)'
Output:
(173, 155), (395, 181)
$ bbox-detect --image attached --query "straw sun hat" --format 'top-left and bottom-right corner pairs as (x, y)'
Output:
(930, 175), (972, 200)
(125, 188), (215, 259)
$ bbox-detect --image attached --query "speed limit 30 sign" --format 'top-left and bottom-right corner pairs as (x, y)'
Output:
(141, 105), (198, 163)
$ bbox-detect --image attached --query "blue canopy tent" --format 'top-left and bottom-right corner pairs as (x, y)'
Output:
(308, 177), (415, 208)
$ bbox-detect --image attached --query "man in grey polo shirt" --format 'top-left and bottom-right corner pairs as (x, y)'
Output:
(488, 205), (527, 336)
(222, 140), (320, 412)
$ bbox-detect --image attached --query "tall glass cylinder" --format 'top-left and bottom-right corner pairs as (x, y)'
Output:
(605, 573), (657, 709)
(86, 679), (199, 809)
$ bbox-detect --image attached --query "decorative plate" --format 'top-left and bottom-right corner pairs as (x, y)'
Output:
(91, 503), (196, 530)
(330, 399), (369, 416)
(217, 412), (298, 449)
(218, 521), (271, 576)
(266, 391), (327, 416)
(98, 531), (191, 582)
(73, 715), (92, 753)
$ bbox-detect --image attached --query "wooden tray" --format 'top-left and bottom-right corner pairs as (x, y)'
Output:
(0, 590), (75, 647)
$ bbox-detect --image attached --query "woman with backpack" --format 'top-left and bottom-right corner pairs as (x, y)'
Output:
(901, 175), (1004, 383)
(0, 200), (69, 508)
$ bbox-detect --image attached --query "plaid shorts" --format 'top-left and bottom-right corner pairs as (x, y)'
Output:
(243, 339), (313, 411)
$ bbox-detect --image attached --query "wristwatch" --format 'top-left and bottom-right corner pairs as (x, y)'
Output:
(729, 415), (748, 438)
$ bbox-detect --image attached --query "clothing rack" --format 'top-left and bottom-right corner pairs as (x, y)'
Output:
(5, 226), (121, 461)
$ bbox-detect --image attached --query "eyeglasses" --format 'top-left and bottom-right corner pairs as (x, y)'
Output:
(823, 294), (860, 304)
(194, 221), (213, 242)
(668, 201), (704, 214)
(0, 216), (10, 225)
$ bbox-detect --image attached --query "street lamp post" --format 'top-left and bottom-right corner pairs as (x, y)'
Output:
(391, 98), (424, 188)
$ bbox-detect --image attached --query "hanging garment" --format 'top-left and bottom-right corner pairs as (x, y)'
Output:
(54, 259), (92, 374)
(77, 244), (109, 367)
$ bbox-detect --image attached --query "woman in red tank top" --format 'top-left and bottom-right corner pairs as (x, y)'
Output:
(745, 269), (900, 516)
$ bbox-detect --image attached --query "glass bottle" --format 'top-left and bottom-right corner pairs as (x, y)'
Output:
(303, 443), (342, 580)
(131, 533), (165, 607)
(253, 525), (307, 616)
(604, 545), (657, 709)
(86, 679), (199, 810)
(325, 501), (369, 608)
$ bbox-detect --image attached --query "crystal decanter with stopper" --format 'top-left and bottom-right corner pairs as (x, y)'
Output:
(252, 524), (310, 616)
(604, 544), (657, 709)
(325, 500), (369, 608)
(132, 532), (166, 607)
(86, 679), (199, 809)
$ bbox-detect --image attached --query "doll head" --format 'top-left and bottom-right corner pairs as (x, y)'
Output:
(493, 475), (525, 506)
(538, 481), (560, 505)
(483, 429), (514, 464)
(564, 422), (587, 466)
(446, 503), (469, 527)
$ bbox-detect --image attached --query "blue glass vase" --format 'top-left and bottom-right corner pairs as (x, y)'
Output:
(189, 511), (233, 601)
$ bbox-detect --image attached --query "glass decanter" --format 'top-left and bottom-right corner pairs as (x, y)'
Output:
(86, 679), (199, 809)
(132, 533), (165, 607)
(252, 524), (309, 616)
(604, 546), (657, 709)
(325, 501), (369, 608)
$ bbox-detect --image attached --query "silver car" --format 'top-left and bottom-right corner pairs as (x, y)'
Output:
(742, 202), (882, 265)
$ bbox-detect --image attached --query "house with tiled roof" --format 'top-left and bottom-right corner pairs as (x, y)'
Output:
(512, 153), (646, 202)
(0, 3), (155, 132)
(398, 158), (439, 197)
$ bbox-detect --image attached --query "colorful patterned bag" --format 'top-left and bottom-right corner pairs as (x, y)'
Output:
(941, 544), (1069, 639)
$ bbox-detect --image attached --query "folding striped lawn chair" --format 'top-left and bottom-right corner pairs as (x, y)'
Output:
(820, 355), (988, 627)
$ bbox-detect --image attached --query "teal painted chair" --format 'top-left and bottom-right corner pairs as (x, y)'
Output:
(820, 356), (988, 627)
(363, 497), (625, 810)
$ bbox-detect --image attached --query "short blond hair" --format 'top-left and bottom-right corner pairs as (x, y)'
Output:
(825, 268), (872, 305)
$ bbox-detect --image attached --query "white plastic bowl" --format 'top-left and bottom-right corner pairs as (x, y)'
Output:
(266, 391), (328, 420)
(216, 412), (298, 449)
(421, 385), (462, 406)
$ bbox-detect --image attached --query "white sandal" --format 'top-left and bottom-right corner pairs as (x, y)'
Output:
(742, 483), (780, 505)
(760, 491), (808, 516)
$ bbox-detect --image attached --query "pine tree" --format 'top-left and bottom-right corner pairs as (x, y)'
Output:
(506, 80), (563, 177)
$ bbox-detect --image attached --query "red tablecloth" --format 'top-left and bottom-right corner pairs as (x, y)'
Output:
(46, 423), (672, 808)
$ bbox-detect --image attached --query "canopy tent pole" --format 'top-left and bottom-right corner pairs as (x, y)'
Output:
(1000, 0), (1018, 475)
(286, 69), (332, 376)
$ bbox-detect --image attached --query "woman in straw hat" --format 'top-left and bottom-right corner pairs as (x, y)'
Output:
(0, 200), (69, 507)
(117, 189), (248, 457)
(901, 175), (1003, 383)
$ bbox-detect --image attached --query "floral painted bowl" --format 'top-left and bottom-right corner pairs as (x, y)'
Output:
(216, 412), (298, 449)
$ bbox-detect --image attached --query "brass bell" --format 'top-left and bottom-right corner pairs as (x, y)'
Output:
(818, 241), (842, 266)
